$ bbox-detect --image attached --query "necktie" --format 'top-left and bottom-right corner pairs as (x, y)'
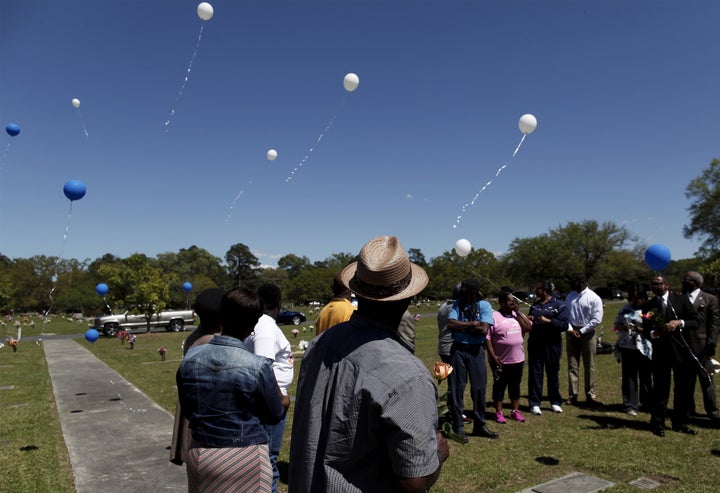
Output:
(658, 296), (666, 315)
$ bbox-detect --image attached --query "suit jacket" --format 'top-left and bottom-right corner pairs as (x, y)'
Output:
(642, 292), (698, 364)
(688, 290), (720, 357)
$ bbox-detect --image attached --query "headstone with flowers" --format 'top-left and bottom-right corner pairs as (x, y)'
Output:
(158, 346), (168, 361)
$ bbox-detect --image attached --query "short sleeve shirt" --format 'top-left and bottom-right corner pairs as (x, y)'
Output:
(449, 299), (493, 345)
(289, 312), (440, 492)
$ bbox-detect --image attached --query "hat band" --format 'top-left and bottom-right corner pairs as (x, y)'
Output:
(354, 270), (412, 299)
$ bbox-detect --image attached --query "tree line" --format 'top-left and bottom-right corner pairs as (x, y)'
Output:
(1, 156), (719, 316)
(0, 219), (708, 316)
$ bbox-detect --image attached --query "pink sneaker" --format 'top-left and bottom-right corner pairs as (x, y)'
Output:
(495, 412), (507, 424)
(510, 410), (525, 422)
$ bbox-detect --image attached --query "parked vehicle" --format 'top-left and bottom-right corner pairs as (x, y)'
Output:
(93, 309), (195, 336)
(277, 309), (306, 325)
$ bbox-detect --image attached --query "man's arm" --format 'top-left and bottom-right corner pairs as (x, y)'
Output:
(394, 432), (449, 493)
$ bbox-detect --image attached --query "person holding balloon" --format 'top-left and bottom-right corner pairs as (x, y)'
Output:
(642, 275), (699, 437)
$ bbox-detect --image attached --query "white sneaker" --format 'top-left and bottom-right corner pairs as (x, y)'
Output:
(531, 405), (542, 415)
(551, 404), (563, 413)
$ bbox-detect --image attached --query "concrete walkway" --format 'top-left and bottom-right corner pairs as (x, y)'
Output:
(44, 338), (187, 492)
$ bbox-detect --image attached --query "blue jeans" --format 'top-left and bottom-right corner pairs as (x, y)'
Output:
(448, 342), (487, 433)
(265, 411), (287, 493)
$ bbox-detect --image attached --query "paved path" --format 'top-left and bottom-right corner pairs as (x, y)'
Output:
(44, 338), (187, 492)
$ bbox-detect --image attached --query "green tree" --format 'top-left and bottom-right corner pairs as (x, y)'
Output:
(97, 254), (173, 331)
(408, 248), (428, 268)
(684, 158), (720, 258)
(157, 246), (228, 306)
(277, 254), (311, 279)
(0, 255), (14, 312)
(225, 243), (260, 287)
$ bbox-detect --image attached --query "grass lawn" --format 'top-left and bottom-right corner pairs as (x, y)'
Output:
(3, 303), (720, 492)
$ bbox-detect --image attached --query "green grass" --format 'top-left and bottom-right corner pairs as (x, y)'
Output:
(3, 303), (720, 492)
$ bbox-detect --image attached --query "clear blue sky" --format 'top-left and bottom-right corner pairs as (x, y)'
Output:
(1, 0), (717, 268)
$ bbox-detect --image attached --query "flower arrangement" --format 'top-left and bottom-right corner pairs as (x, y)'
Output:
(291, 328), (299, 338)
(118, 330), (128, 344)
(158, 346), (167, 361)
(642, 309), (666, 330)
(8, 338), (18, 352)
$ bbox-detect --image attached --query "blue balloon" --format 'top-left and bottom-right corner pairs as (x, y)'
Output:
(96, 283), (109, 296)
(85, 328), (100, 343)
(63, 180), (86, 201)
(6, 123), (20, 137)
(182, 282), (193, 293)
(645, 244), (671, 271)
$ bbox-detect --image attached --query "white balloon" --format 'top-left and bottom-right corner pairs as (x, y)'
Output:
(454, 239), (472, 258)
(343, 73), (360, 92)
(72, 98), (80, 108)
(197, 2), (214, 21)
(267, 149), (278, 161)
(518, 114), (537, 134)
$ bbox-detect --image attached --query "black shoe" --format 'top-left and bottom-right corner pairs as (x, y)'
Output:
(566, 395), (578, 406)
(652, 427), (665, 437)
(672, 425), (697, 435)
(586, 397), (604, 408)
(472, 425), (499, 439)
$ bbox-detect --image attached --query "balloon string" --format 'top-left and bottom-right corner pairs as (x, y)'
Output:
(76, 108), (89, 140)
(226, 160), (273, 222)
(452, 133), (530, 229)
(512, 133), (526, 158)
(164, 23), (205, 132)
(42, 201), (75, 328)
(285, 114), (338, 182)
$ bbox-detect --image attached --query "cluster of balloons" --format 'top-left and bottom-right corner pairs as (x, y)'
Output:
(63, 180), (86, 201)
(343, 73), (359, 92)
(454, 239), (472, 258)
(197, 2), (214, 21)
(645, 244), (671, 271)
(5, 123), (20, 137)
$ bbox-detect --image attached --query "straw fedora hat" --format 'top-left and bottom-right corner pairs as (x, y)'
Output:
(340, 236), (428, 302)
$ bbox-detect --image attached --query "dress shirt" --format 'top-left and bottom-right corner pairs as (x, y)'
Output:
(565, 287), (603, 336)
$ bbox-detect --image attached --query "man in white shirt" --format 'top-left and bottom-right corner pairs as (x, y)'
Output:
(564, 274), (604, 407)
(244, 284), (294, 493)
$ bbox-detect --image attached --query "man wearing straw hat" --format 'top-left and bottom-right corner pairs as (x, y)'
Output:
(289, 235), (449, 492)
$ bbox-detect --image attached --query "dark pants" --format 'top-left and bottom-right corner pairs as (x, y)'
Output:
(688, 358), (720, 418)
(650, 347), (695, 429)
(448, 342), (487, 433)
(491, 362), (524, 402)
(264, 411), (287, 493)
(619, 348), (652, 412)
(527, 338), (562, 408)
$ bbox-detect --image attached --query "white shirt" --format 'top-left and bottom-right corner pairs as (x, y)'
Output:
(565, 287), (603, 335)
(688, 288), (701, 305)
(244, 314), (294, 395)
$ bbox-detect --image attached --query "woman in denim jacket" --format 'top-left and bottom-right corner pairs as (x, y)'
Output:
(177, 288), (287, 492)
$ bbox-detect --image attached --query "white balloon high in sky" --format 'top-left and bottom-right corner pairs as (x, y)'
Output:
(267, 149), (278, 161)
(343, 73), (360, 92)
(197, 2), (214, 21)
(71, 98), (80, 108)
(518, 113), (537, 135)
(453, 113), (539, 229)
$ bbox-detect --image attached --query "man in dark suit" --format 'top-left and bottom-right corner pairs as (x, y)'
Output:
(682, 271), (720, 423)
(642, 275), (699, 437)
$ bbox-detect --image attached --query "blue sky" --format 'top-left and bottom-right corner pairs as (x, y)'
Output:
(1, 0), (717, 268)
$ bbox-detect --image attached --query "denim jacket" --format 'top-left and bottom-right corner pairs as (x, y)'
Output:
(177, 335), (284, 447)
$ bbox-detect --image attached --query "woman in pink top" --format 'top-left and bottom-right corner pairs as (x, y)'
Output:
(487, 288), (532, 423)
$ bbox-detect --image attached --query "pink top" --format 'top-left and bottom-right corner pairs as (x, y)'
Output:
(489, 311), (526, 364)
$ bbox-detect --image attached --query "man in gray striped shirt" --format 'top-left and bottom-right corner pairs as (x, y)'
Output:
(289, 236), (449, 492)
